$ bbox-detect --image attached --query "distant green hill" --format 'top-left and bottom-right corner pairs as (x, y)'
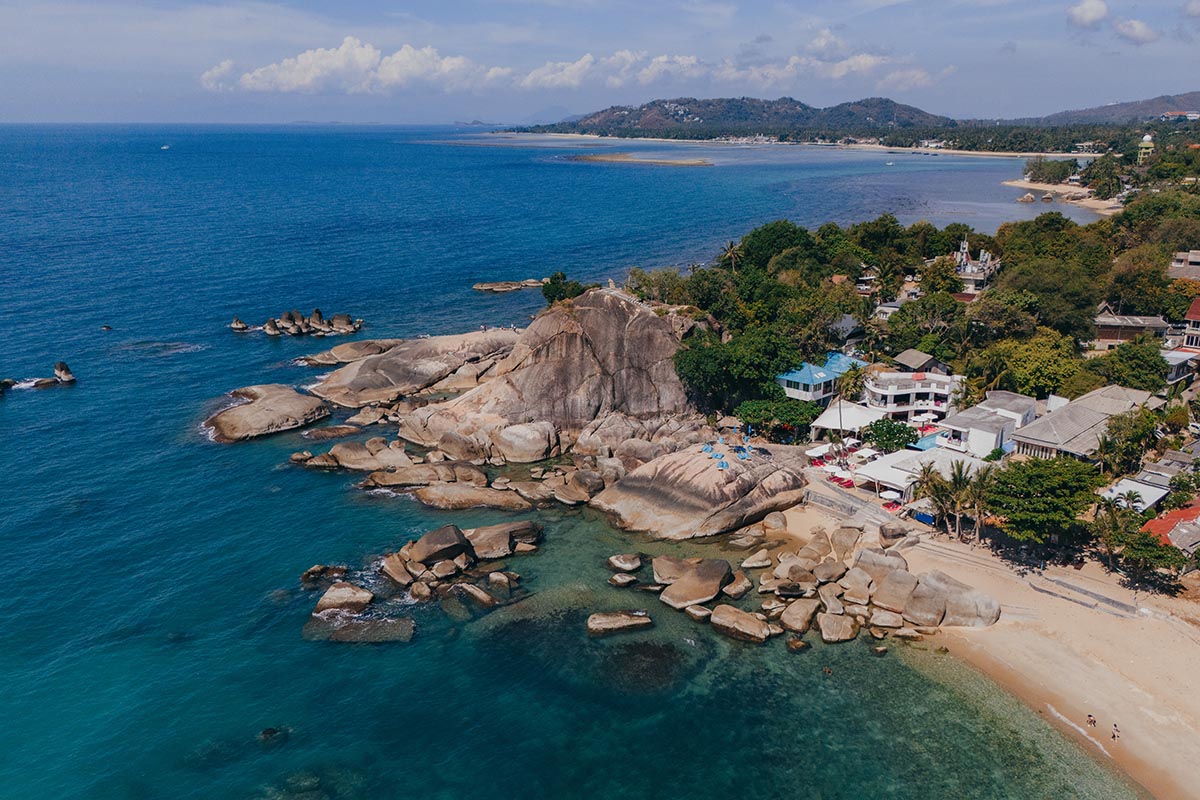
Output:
(524, 96), (955, 138)
(1018, 91), (1200, 126)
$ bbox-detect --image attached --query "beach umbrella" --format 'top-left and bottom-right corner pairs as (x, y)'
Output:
(880, 490), (902, 501)
(822, 464), (840, 473)
(835, 469), (854, 480)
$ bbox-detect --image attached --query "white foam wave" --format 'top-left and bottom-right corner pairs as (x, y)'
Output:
(1046, 702), (1111, 757)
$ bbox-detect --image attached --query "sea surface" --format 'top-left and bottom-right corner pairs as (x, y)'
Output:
(0, 125), (1140, 799)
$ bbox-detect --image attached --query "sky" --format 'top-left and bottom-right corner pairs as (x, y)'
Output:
(1, 0), (1199, 123)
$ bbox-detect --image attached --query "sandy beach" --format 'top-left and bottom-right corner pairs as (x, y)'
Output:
(775, 502), (1200, 799)
(903, 537), (1200, 800)
(1002, 178), (1124, 216)
(570, 151), (712, 167)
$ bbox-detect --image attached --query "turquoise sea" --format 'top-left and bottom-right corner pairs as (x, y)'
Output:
(0, 125), (1141, 799)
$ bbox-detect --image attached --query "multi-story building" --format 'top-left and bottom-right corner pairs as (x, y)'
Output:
(862, 369), (961, 422)
(776, 353), (870, 405)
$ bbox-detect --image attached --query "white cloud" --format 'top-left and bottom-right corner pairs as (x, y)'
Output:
(807, 28), (847, 59)
(1185, 0), (1200, 17)
(1113, 18), (1159, 44)
(519, 53), (596, 89)
(637, 54), (705, 84)
(876, 65), (956, 91)
(238, 35), (380, 93)
(1067, 0), (1108, 28)
(199, 59), (236, 91)
(375, 44), (500, 90)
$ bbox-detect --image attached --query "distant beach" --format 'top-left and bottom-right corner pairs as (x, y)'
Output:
(1001, 178), (1123, 216)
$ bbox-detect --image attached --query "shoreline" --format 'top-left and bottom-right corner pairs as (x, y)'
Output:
(1001, 178), (1123, 216)
(902, 537), (1200, 800)
(530, 132), (1089, 160)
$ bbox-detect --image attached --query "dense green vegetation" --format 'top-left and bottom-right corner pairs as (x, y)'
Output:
(542, 271), (598, 305)
(643, 192), (1200, 414)
(1024, 156), (1077, 184)
(621, 191), (1200, 577)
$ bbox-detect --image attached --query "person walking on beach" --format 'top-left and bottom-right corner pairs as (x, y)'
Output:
(1112, 724), (1120, 741)
(1086, 714), (1096, 728)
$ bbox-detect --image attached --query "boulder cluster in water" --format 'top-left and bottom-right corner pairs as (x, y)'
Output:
(1, 361), (76, 394)
(301, 520), (542, 643)
(230, 308), (362, 337)
(591, 514), (1001, 646)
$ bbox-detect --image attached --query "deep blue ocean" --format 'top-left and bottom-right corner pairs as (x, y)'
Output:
(0, 125), (1139, 799)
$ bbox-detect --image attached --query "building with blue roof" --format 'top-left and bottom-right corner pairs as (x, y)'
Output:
(776, 352), (870, 405)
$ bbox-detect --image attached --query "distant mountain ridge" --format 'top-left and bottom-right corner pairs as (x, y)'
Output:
(1016, 91), (1200, 125)
(526, 96), (955, 135)
(521, 91), (1200, 136)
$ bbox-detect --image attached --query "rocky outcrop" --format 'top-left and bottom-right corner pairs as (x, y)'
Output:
(361, 462), (487, 489)
(395, 289), (695, 453)
(590, 447), (808, 539)
(302, 339), (406, 367)
(607, 554), (642, 572)
(816, 612), (859, 643)
(240, 309), (362, 337)
(310, 330), (521, 407)
(54, 361), (76, 383)
(409, 525), (472, 564)
(490, 421), (560, 463)
(313, 582), (374, 614)
(473, 279), (546, 293)
(906, 570), (1001, 628)
(412, 484), (533, 511)
(855, 548), (909, 584)
(204, 384), (329, 442)
(780, 598), (821, 633)
(710, 604), (773, 643)
(295, 439), (413, 471)
(872, 570), (918, 614)
(658, 559), (733, 609)
(463, 520), (543, 559)
(587, 611), (653, 637)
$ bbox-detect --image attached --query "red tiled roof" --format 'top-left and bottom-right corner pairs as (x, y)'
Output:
(1186, 297), (1200, 322)
(1141, 506), (1200, 545)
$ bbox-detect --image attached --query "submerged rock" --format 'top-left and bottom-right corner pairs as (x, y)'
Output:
(779, 598), (821, 634)
(204, 384), (329, 442)
(607, 553), (642, 573)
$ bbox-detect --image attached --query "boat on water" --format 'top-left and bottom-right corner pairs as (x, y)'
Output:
(885, 161), (895, 166)
(160, 145), (170, 150)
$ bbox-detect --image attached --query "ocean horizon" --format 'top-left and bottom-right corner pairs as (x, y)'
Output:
(0, 125), (1141, 799)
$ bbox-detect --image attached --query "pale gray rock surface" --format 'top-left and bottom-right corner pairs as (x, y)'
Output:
(205, 384), (329, 442)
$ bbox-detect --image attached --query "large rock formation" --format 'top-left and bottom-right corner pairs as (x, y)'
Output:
(658, 559), (733, 609)
(395, 289), (697, 456)
(310, 330), (522, 407)
(205, 385), (329, 442)
(589, 447), (808, 539)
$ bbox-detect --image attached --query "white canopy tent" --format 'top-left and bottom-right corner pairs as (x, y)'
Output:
(811, 400), (889, 437)
(806, 443), (832, 458)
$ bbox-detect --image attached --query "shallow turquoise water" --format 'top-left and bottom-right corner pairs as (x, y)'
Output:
(0, 126), (1137, 799)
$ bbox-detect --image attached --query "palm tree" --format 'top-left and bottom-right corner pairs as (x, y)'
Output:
(947, 460), (974, 540)
(914, 462), (954, 536)
(1118, 489), (1144, 513)
(835, 365), (868, 442)
(719, 241), (742, 274)
(1095, 434), (1116, 476)
(966, 464), (995, 543)
(1093, 496), (1125, 569)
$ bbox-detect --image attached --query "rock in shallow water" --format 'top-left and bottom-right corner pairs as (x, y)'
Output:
(313, 582), (373, 614)
(709, 604), (772, 643)
(412, 484), (533, 511)
(586, 610), (653, 637)
(658, 559), (732, 609)
(204, 384), (329, 442)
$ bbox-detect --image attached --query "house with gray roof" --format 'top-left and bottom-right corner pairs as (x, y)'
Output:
(937, 391), (1037, 459)
(1011, 385), (1161, 460)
